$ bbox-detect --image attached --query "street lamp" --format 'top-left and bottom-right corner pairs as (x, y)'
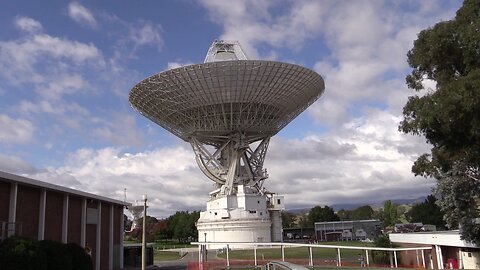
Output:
(142, 195), (147, 270)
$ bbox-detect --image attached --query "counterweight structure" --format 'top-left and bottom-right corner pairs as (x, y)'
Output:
(129, 40), (325, 247)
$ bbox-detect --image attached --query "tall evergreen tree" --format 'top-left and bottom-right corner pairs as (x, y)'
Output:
(400, 0), (480, 244)
(406, 195), (445, 228)
(382, 200), (398, 227)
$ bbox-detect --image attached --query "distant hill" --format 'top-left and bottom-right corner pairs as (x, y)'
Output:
(285, 208), (311, 214)
(285, 196), (427, 213)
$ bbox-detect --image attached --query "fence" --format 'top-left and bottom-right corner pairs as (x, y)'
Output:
(189, 241), (432, 269)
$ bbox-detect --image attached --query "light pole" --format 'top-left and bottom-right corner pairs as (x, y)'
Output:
(142, 195), (147, 270)
(204, 232), (207, 262)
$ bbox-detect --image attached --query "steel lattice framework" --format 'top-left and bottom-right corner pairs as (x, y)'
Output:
(129, 40), (325, 196)
(130, 61), (324, 145)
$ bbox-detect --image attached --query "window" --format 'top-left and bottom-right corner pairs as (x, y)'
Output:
(277, 199), (281, 204)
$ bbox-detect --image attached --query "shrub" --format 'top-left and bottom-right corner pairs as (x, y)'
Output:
(0, 237), (92, 270)
(0, 236), (47, 270)
(39, 240), (73, 270)
(65, 242), (93, 270)
(371, 234), (400, 265)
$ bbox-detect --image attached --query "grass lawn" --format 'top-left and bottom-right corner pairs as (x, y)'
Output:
(154, 250), (182, 261)
(217, 241), (374, 260)
(154, 242), (196, 249)
(124, 240), (195, 249)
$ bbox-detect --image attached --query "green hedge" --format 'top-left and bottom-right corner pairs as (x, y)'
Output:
(0, 236), (93, 270)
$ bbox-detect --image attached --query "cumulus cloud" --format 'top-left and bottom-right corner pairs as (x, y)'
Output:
(0, 33), (103, 84)
(93, 114), (144, 147)
(24, 146), (209, 217)
(14, 16), (43, 33)
(36, 74), (90, 100)
(128, 21), (163, 50)
(265, 109), (434, 208)
(1, 1), (459, 218)
(15, 109), (434, 217)
(0, 114), (34, 144)
(0, 154), (38, 174)
(166, 61), (195, 70)
(200, 0), (459, 125)
(68, 2), (98, 28)
(199, 0), (327, 58)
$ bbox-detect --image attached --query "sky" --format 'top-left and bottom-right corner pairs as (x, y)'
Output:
(0, 0), (464, 218)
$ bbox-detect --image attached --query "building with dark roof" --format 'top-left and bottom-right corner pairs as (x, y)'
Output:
(0, 170), (129, 270)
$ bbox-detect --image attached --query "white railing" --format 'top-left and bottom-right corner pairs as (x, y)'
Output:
(191, 241), (431, 268)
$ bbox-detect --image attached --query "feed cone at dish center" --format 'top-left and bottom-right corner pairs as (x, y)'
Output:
(129, 40), (325, 248)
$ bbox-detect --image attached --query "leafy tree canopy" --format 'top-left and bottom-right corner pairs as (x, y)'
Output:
(338, 205), (375, 221)
(381, 200), (399, 227)
(400, 0), (480, 244)
(307, 205), (339, 226)
(406, 195), (446, 228)
(281, 211), (296, 228)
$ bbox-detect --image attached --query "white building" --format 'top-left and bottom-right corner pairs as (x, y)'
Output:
(390, 230), (480, 269)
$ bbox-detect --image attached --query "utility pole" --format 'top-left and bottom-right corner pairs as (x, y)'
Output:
(142, 195), (147, 270)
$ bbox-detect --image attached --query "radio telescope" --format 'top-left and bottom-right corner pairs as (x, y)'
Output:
(125, 202), (147, 232)
(129, 40), (324, 247)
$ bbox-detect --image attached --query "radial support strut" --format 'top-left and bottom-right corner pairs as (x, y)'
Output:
(191, 135), (270, 196)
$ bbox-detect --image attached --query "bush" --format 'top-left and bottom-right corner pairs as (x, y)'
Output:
(371, 235), (400, 265)
(65, 243), (93, 270)
(0, 236), (47, 270)
(0, 237), (92, 270)
(39, 240), (73, 270)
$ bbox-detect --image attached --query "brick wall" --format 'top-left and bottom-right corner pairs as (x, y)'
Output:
(16, 185), (40, 238)
(0, 181), (10, 223)
(100, 203), (110, 270)
(68, 195), (82, 244)
(44, 190), (63, 242)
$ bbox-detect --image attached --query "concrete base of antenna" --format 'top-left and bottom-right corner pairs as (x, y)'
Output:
(197, 185), (284, 249)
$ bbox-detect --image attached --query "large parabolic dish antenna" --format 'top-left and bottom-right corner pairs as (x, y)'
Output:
(130, 40), (325, 197)
(130, 40), (324, 246)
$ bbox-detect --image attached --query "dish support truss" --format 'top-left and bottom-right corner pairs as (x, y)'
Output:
(191, 133), (269, 196)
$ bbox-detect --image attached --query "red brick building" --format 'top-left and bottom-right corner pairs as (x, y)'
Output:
(0, 170), (129, 270)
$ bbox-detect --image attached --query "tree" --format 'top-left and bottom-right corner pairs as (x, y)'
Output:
(337, 209), (351, 221)
(297, 215), (310, 228)
(307, 206), (339, 226)
(351, 205), (374, 220)
(166, 211), (199, 243)
(406, 195), (446, 228)
(337, 205), (374, 221)
(382, 201), (398, 227)
(281, 211), (296, 228)
(129, 215), (160, 242)
(400, 0), (480, 244)
(372, 235), (397, 265)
